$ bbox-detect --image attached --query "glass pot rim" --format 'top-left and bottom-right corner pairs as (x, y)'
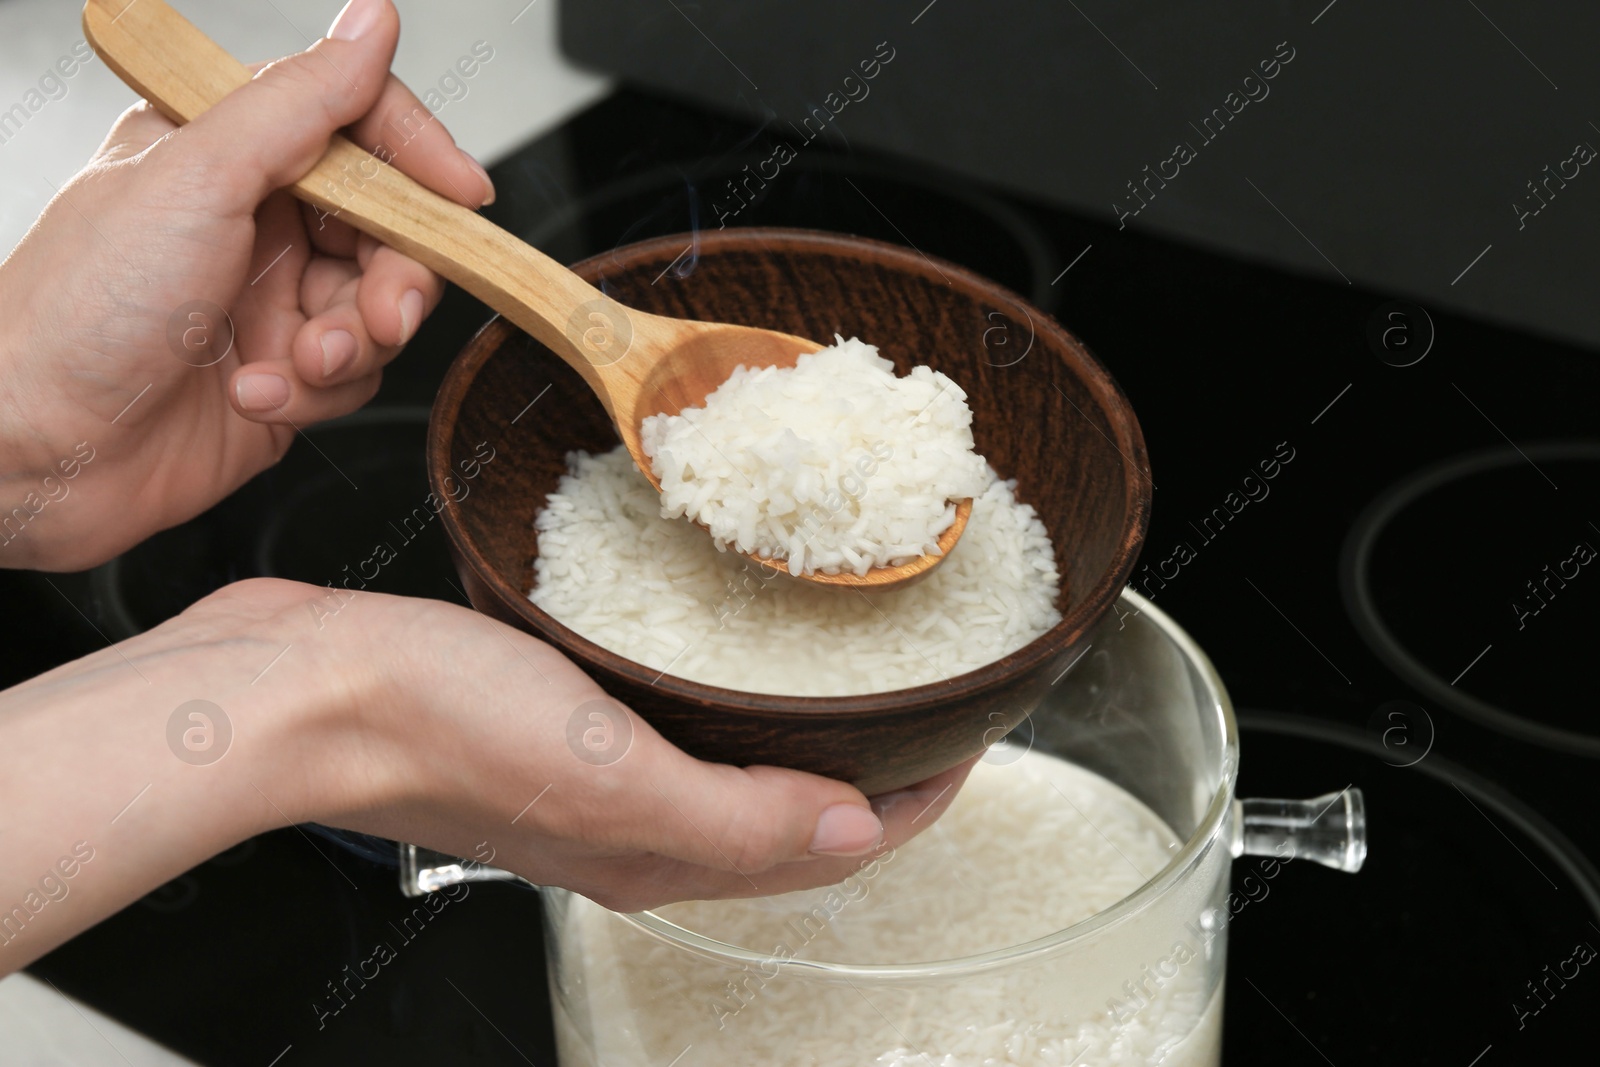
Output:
(614, 591), (1239, 982)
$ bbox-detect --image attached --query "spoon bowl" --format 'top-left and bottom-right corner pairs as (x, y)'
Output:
(82, 0), (966, 590)
(606, 317), (972, 586)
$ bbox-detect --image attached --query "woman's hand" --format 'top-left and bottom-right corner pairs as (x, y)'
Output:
(235, 579), (976, 914)
(0, 0), (489, 572)
(0, 578), (975, 972)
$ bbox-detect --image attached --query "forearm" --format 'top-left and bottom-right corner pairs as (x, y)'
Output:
(0, 581), (367, 972)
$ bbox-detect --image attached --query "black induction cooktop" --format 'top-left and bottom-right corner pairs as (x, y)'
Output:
(12, 88), (1599, 1065)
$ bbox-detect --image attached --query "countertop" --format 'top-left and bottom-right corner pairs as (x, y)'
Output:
(0, 0), (610, 257)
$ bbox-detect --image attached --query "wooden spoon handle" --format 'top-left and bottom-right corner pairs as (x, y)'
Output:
(81, 0), (623, 404)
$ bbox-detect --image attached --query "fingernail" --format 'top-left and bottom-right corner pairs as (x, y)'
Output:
(320, 330), (358, 379)
(462, 152), (496, 206)
(809, 804), (883, 856)
(398, 289), (425, 344)
(328, 0), (382, 41)
(236, 374), (291, 412)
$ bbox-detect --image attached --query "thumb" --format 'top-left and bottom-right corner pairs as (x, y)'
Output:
(167, 0), (400, 215)
(632, 755), (885, 875)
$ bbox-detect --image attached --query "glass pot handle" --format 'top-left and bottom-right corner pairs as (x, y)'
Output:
(398, 843), (533, 898)
(1230, 788), (1367, 873)
(398, 789), (1370, 895)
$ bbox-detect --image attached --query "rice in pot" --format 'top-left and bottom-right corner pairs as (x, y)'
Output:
(550, 750), (1223, 1066)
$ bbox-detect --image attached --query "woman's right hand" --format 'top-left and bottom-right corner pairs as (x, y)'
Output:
(186, 579), (976, 913)
(0, 0), (485, 574)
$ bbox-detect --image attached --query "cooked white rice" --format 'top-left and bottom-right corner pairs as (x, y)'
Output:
(529, 446), (1060, 696)
(551, 750), (1222, 1066)
(639, 336), (989, 577)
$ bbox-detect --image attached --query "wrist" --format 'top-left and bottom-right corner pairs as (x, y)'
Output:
(158, 578), (412, 828)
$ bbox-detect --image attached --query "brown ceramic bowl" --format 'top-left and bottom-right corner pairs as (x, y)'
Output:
(427, 228), (1149, 795)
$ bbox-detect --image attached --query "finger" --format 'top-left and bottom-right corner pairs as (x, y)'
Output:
(353, 235), (446, 349)
(229, 193), (314, 363)
(627, 752), (987, 879)
(346, 73), (494, 208)
(289, 244), (444, 385)
(606, 735), (885, 876)
(299, 256), (363, 317)
(290, 290), (397, 386)
(644, 756), (984, 906)
(870, 754), (980, 842)
(229, 61), (365, 261)
(229, 358), (381, 425)
(301, 198), (362, 259)
(93, 101), (177, 163)
(161, 0), (401, 217)
(291, 274), (377, 386)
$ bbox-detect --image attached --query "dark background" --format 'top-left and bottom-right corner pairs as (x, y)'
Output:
(564, 0), (1600, 350)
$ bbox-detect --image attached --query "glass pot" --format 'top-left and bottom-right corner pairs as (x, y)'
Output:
(406, 592), (1367, 1066)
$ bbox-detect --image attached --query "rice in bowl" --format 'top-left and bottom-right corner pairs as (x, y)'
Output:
(528, 445), (1061, 697)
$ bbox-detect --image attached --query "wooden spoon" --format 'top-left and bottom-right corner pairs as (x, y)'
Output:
(82, 0), (969, 590)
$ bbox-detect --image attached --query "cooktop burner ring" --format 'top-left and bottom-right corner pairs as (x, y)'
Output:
(1239, 707), (1600, 921)
(1339, 440), (1600, 757)
(87, 405), (443, 641)
(246, 406), (431, 581)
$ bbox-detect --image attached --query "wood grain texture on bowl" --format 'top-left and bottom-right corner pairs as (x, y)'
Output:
(428, 229), (1150, 795)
